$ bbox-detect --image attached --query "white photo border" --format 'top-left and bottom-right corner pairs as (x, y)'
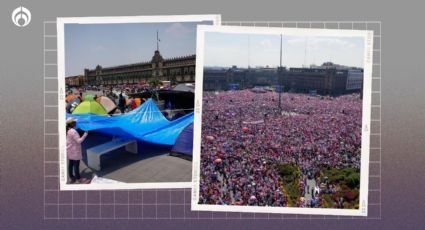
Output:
(57, 14), (221, 191)
(191, 25), (373, 216)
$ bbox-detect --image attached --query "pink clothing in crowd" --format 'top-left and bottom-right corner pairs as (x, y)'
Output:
(198, 90), (362, 207)
(66, 128), (88, 160)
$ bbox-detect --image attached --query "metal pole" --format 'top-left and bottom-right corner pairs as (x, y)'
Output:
(280, 35), (282, 67)
(239, 107), (242, 128)
(279, 34), (282, 111)
(157, 30), (159, 51)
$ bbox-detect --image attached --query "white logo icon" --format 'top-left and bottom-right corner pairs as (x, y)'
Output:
(12, 6), (31, 27)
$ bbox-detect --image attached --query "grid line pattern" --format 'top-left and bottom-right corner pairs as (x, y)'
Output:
(44, 20), (381, 220)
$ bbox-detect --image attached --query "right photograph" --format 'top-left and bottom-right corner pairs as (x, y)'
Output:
(192, 25), (373, 216)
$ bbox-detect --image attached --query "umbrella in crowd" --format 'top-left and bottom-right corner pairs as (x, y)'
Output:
(214, 158), (222, 163)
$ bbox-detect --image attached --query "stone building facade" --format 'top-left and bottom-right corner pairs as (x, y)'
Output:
(66, 50), (195, 87)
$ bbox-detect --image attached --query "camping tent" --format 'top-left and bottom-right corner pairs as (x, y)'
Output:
(65, 94), (76, 103)
(72, 95), (107, 115)
(84, 95), (95, 101)
(96, 96), (117, 114)
(66, 98), (81, 113)
(171, 123), (193, 155)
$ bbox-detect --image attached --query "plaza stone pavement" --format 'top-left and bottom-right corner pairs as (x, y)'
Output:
(68, 132), (192, 184)
(304, 178), (317, 201)
(76, 151), (192, 183)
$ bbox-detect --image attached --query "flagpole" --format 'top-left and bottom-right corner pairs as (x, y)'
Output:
(279, 34), (282, 111)
(156, 30), (159, 51)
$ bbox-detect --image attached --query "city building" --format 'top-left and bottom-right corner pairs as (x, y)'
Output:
(203, 66), (277, 91)
(203, 62), (363, 95)
(280, 62), (364, 95)
(65, 50), (195, 87)
(65, 75), (84, 87)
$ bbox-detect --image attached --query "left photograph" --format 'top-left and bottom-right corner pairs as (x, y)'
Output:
(57, 15), (221, 190)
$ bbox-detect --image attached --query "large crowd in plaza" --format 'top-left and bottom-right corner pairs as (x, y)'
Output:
(198, 90), (362, 207)
(69, 83), (156, 98)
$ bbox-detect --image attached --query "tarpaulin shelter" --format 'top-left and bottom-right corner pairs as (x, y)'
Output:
(141, 113), (193, 146)
(72, 95), (107, 115)
(129, 88), (194, 113)
(173, 83), (195, 93)
(171, 123), (193, 155)
(67, 98), (194, 146)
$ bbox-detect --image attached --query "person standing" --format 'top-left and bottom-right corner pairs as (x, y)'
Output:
(131, 97), (138, 110)
(66, 118), (89, 184)
(127, 96), (134, 112)
(118, 93), (126, 114)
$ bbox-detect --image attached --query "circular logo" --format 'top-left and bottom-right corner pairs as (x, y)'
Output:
(11, 6), (31, 27)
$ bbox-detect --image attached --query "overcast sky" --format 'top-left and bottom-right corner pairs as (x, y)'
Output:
(65, 21), (211, 76)
(203, 32), (365, 68)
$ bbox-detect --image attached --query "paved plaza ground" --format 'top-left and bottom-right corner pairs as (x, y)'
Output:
(68, 131), (192, 184)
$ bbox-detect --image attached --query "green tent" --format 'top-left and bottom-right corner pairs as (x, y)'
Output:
(72, 98), (107, 115)
(84, 94), (95, 101)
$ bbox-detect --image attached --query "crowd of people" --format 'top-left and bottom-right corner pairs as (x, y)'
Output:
(71, 83), (155, 94)
(67, 83), (192, 120)
(69, 83), (169, 98)
(67, 83), (159, 114)
(198, 90), (362, 208)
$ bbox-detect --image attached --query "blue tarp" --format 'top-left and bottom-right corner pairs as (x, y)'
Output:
(171, 123), (193, 155)
(66, 99), (194, 146)
(142, 114), (193, 146)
